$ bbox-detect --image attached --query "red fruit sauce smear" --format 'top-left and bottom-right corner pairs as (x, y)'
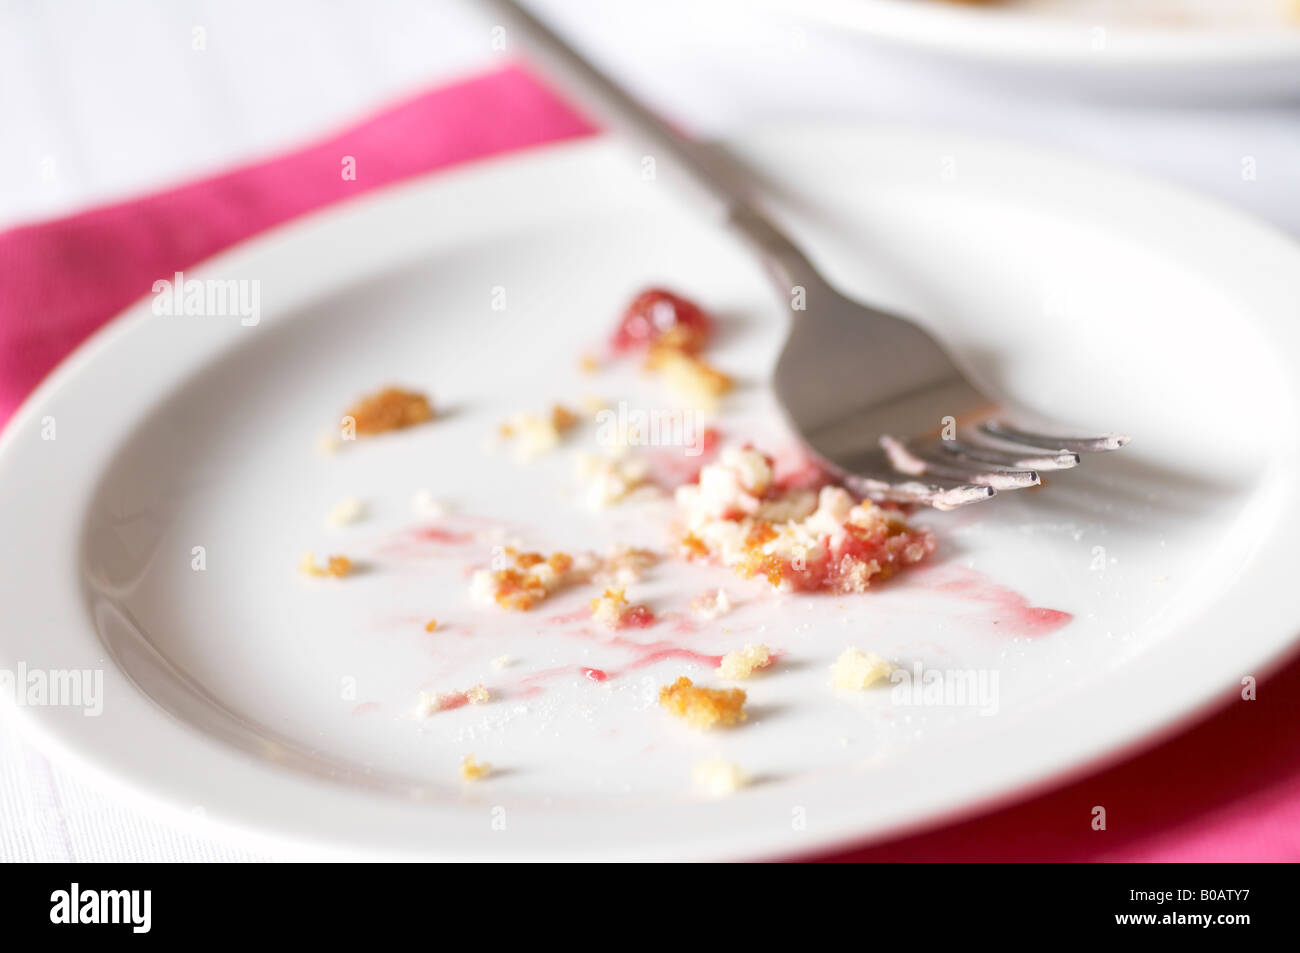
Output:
(927, 566), (1073, 638)
(611, 288), (713, 354)
(618, 605), (656, 629)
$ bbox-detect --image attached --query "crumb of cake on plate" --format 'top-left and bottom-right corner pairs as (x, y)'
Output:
(676, 446), (935, 593)
(423, 618), (438, 633)
(593, 546), (659, 585)
(589, 587), (655, 629)
(416, 684), (490, 717)
(490, 655), (512, 669)
(298, 552), (353, 578)
(718, 644), (772, 680)
(831, 648), (894, 690)
(644, 346), (732, 407)
(326, 495), (365, 527)
(498, 404), (580, 458)
(693, 758), (748, 797)
(343, 387), (433, 436)
(460, 754), (491, 781)
(691, 587), (732, 620)
(470, 549), (578, 611)
(659, 676), (747, 729)
(576, 451), (653, 508)
(411, 489), (448, 519)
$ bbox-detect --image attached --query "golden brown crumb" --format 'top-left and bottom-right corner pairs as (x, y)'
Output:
(299, 552), (353, 578)
(590, 587), (629, 627)
(460, 754), (491, 781)
(424, 618), (439, 633)
(471, 547), (577, 611)
(579, 353), (600, 374)
(718, 644), (771, 680)
(658, 676), (747, 730)
(645, 347), (732, 405)
(343, 387), (433, 436)
(466, 684), (490, 704)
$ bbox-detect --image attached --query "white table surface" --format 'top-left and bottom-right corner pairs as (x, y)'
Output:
(2, 0), (1297, 862)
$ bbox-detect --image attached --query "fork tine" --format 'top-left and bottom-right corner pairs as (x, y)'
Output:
(980, 421), (1130, 453)
(841, 467), (996, 511)
(940, 437), (1080, 471)
(881, 436), (1040, 490)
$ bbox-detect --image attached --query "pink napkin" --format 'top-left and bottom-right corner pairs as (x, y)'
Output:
(2, 65), (1296, 862)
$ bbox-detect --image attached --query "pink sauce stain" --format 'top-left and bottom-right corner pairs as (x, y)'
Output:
(581, 667), (609, 682)
(646, 427), (721, 488)
(917, 565), (1073, 638)
(545, 608), (593, 625)
(351, 702), (380, 716)
(411, 526), (473, 544)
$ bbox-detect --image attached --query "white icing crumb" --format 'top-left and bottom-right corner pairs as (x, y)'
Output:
(830, 648), (894, 690)
(691, 588), (732, 620)
(491, 655), (512, 670)
(575, 452), (653, 509)
(411, 489), (447, 519)
(718, 644), (771, 680)
(326, 495), (365, 527)
(693, 758), (748, 797)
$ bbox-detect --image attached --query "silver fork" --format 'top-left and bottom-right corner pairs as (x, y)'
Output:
(481, 0), (1129, 508)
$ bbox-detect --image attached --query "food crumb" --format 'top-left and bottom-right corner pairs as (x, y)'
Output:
(579, 354), (600, 374)
(490, 655), (512, 670)
(693, 758), (748, 797)
(830, 647), (894, 690)
(460, 754), (491, 781)
(498, 404), (580, 458)
(466, 684), (490, 704)
(327, 496), (365, 527)
(470, 548), (577, 611)
(691, 588), (732, 620)
(343, 387), (434, 436)
(718, 644), (772, 680)
(299, 552), (352, 578)
(424, 618), (439, 633)
(658, 676), (746, 730)
(411, 489), (447, 519)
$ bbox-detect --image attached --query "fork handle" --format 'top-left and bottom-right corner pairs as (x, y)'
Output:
(476, 0), (817, 289)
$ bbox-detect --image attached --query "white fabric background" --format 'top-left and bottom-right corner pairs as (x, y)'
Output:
(1, 0), (1297, 861)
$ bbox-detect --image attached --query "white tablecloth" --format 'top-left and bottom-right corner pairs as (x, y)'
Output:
(2, 0), (1298, 861)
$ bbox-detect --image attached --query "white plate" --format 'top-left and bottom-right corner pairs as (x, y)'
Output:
(767, 0), (1300, 101)
(2, 125), (1299, 861)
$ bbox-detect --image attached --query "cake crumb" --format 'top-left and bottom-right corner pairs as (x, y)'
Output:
(424, 618), (439, 633)
(466, 684), (490, 704)
(299, 552), (352, 578)
(343, 387), (433, 436)
(645, 347), (732, 407)
(490, 655), (512, 670)
(658, 676), (746, 730)
(579, 354), (600, 374)
(327, 495), (365, 527)
(411, 489), (447, 519)
(691, 588), (732, 620)
(460, 754), (491, 781)
(718, 644), (771, 680)
(470, 548), (577, 611)
(590, 587), (654, 629)
(498, 404), (580, 458)
(693, 758), (748, 797)
(831, 647), (894, 690)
